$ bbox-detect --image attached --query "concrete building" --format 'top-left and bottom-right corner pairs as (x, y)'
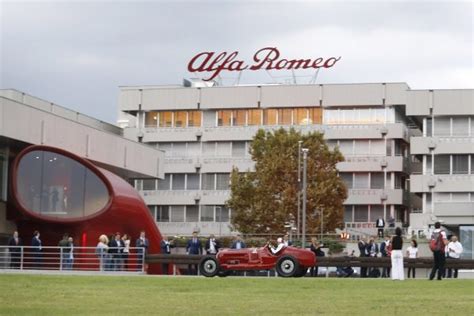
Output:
(119, 81), (425, 238)
(0, 89), (165, 242)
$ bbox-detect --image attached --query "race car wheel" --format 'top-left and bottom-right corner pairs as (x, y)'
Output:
(199, 256), (220, 277)
(276, 256), (300, 277)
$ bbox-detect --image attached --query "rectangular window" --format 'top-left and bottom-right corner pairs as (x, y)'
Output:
(434, 117), (450, 136)
(186, 174), (200, 190)
(172, 174), (185, 190)
(148, 205), (156, 218)
(217, 110), (232, 126)
(309, 107), (322, 124)
(159, 112), (173, 127)
(158, 174), (171, 190)
(248, 109), (262, 125)
(203, 142), (216, 156)
(434, 155), (450, 174)
(232, 142), (246, 157)
(340, 173), (353, 189)
(354, 205), (368, 222)
(451, 193), (470, 202)
(426, 118), (433, 137)
(142, 179), (156, 190)
(188, 111), (201, 127)
(216, 142), (231, 157)
(452, 155), (469, 174)
(200, 205), (214, 222)
(371, 173), (385, 189)
(215, 206), (230, 222)
(170, 206), (185, 222)
(145, 112), (158, 127)
(344, 205), (353, 222)
(172, 143), (186, 157)
(278, 109), (292, 125)
(353, 173), (369, 189)
(338, 140), (353, 156)
(232, 110), (246, 126)
(370, 140), (385, 156)
(216, 173), (230, 190)
(263, 109), (277, 125)
(426, 155), (433, 175)
(202, 111), (215, 127)
(294, 108), (308, 125)
(370, 205), (384, 221)
(434, 192), (450, 202)
(186, 205), (199, 222)
(156, 206), (170, 222)
(354, 140), (369, 156)
(174, 111), (187, 128)
(201, 174), (215, 190)
(386, 140), (392, 156)
(187, 143), (201, 156)
(452, 117), (470, 136)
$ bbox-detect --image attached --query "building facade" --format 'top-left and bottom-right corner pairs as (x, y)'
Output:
(118, 81), (441, 238)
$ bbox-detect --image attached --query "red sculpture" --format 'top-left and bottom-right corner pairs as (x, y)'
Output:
(9, 145), (164, 274)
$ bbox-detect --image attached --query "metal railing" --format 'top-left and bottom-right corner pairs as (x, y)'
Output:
(0, 246), (146, 273)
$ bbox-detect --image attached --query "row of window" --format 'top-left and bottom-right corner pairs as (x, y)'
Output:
(426, 116), (474, 137)
(429, 155), (474, 175)
(138, 173), (231, 191)
(158, 141), (250, 158)
(149, 205), (230, 223)
(339, 172), (406, 190)
(427, 192), (474, 203)
(344, 205), (403, 223)
(143, 107), (402, 128)
(327, 139), (407, 157)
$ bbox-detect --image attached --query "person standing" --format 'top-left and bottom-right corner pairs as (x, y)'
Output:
(135, 231), (149, 271)
(122, 234), (131, 271)
(366, 237), (379, 277)
(231, 234), (246, 249)
(376, 218), (385, 238)
(58, 233), (69, 270)
(96, 235), (109, 272)
(160, 235), (175, 275)
(429, 222), (448, 281)
(186, 231), (202, 275)
(109, 232), (124, 271)
(380, 236), (391, 278)
(31, 230), (42, 269)
(65, 236), (74, 270)
(358, 236), (368, 278)
(205, 234), (220, 256)
(309, 237), (324, 277)
(8, 231), (22, 269)
(406, 239), (418, 278)
(446, 235), (463, 278)
(390, 227), (404, 280)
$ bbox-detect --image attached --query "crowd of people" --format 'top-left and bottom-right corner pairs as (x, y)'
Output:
(357, 222), (464, 280)
(6, 230), (150, 271)
(5, 224), (465, 278)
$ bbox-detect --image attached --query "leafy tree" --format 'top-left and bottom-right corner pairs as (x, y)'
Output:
(228, 128), (347, 235)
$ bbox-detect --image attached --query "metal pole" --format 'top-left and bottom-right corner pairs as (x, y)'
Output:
(297, 140), (302, 242)
(302, 148), (309, 249)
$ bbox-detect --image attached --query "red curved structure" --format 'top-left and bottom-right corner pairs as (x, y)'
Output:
(9, 145), (163, 274)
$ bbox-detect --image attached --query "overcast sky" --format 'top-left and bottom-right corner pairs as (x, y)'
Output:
(1, 0), (473, 124)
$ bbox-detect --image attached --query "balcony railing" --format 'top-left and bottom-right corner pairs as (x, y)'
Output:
(0, 246), (145, 273)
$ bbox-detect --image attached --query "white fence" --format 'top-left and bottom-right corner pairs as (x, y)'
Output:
(0, 246), (146, 273)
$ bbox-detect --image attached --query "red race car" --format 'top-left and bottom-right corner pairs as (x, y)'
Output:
(199, 244), (316, 277)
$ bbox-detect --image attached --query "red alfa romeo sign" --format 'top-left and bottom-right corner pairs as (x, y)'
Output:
(188, 47), (341, 81)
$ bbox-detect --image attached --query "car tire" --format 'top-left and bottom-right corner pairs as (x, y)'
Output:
(199, 256), (220, 277)
(276, 256), (300, 277)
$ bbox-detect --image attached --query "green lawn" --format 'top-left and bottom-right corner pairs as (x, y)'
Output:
(0, 274), (473, 315)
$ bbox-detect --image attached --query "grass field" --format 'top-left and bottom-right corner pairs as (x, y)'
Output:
(0, 274), (473, 315)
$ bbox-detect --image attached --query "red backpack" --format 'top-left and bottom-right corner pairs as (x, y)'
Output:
(429, 230), (445, 253)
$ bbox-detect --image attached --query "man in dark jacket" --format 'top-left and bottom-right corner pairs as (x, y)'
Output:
(31, 230), (42, 269)
(109, 232), (125, 271)
(380, 236), (391, 278)
(231, 234), (246, 249)
(8, 231), (22, 269)
(160, 235), (175, 275)
(186, 231), (202, 275)
(358, 236), (368, 278)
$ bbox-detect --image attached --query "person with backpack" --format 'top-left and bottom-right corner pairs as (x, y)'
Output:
(429, 222), (448, 281)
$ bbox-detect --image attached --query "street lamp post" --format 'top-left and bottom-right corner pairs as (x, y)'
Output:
(297, 140), (302, 241)
(302, 148), (309, 248)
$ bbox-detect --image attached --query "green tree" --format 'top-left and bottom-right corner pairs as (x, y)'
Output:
(228, 128), (347, 235)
